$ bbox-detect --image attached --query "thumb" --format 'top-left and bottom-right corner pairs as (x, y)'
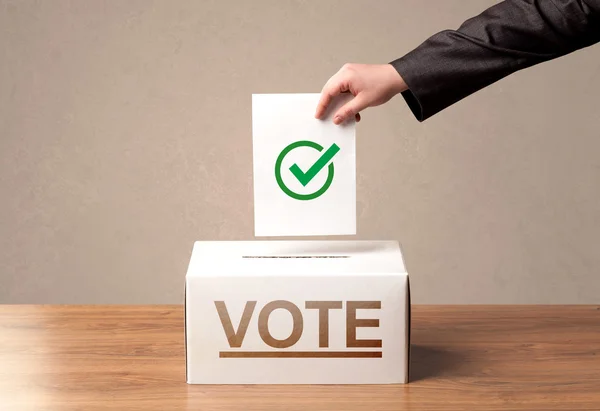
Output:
(333, 94), (369, 125)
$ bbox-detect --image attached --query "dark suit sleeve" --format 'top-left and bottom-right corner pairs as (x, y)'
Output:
(390, 0), (600, 121)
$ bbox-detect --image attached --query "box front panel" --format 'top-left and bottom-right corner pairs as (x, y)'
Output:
(186, 274), (408, 384)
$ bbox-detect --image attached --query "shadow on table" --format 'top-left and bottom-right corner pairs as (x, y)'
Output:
(409, 345), (466, 382)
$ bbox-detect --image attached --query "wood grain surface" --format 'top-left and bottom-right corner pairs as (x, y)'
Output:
(0, 305), (599, 410)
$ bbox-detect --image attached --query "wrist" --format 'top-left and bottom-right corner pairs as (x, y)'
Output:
(385, 63), (408, 94)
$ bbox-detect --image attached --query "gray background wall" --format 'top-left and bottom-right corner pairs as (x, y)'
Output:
(1, 0), (599, 304)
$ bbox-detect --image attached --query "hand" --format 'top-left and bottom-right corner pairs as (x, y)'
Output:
(314, 63), (408, 124)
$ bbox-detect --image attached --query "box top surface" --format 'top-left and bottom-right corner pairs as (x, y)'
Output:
(186, 240), (406, 276)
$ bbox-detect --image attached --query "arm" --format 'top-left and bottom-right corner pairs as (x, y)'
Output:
(391, 0), (600, 121)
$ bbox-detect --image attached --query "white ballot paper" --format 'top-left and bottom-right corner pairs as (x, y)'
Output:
(252, 93), (356, 237)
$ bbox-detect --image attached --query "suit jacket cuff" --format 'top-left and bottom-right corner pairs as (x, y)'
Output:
(390, 53), (437, 122)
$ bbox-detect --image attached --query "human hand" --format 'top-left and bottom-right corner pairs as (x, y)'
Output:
(315, 63), (408, 124)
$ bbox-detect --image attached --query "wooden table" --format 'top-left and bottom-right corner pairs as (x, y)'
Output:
(1, 305), (599, 410)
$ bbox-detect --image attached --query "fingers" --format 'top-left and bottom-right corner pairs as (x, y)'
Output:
(314, 76), (344, 119)
(316, 64), (365, 123)
(333, 94), (369, 125)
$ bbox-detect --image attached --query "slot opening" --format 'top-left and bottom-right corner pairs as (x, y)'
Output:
(242, 255), (350, 259)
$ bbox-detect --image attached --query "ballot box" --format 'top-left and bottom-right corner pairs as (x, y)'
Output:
(184, 240), (411, 384)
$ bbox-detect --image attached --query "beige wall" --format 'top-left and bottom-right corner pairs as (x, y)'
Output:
(1, 0), (599, 304)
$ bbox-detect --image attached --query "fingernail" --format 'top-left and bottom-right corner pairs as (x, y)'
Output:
(333, 116), (342, 124)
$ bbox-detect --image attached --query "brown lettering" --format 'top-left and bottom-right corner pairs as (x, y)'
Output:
(305, 301), (343, 347)
(214, 301), (256, 348)
(258, 300), (303, 348)
(346, 301), (382, 348)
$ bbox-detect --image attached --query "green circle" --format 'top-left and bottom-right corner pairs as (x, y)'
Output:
(275, 140), (335, 201)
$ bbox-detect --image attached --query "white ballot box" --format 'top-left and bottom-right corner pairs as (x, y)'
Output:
(184, 240), (411, 384)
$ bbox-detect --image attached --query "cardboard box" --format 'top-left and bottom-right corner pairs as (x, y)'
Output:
(184, 240), (411, 384)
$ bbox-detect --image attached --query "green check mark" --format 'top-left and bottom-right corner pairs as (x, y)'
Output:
(289, 143), (340, 187)
(275, 140), (339, 201)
